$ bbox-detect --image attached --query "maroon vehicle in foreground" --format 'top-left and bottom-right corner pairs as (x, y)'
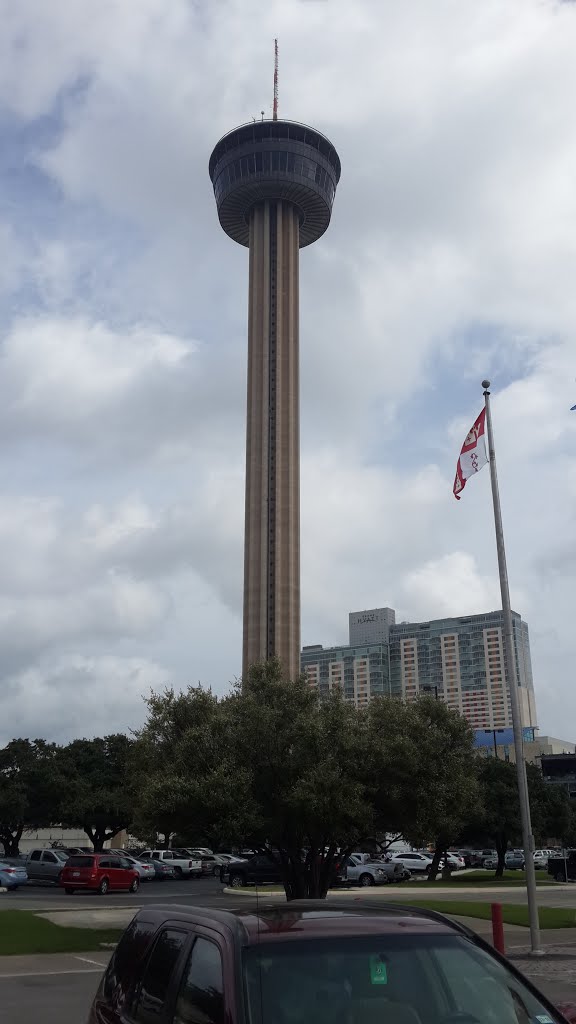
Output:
(89, 900), (570, 1024)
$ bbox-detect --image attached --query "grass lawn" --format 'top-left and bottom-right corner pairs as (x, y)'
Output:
(400, 870), (554, 888)
(396, 900), (576, 929)
(0, 910), (122, 956)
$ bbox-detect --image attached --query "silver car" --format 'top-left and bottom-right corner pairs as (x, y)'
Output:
(109, 852), (155, 881)
(25, 848), (69, 884)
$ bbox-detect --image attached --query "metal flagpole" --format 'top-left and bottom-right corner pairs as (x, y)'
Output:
(482, 380), (542, 955)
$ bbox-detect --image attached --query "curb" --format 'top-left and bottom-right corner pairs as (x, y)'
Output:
(223, 883), (574, 898)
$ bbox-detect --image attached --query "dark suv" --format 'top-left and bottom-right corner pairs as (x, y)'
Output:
(88, 901), (569, 1024)
(225, 854), (283, 888)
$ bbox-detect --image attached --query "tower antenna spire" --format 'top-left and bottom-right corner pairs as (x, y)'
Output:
(273, 38), (278, 120)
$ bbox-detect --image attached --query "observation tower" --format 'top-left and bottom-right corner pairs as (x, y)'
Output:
(208, 49), (341, 679)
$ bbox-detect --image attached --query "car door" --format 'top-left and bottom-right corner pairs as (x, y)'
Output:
(128, 926), (191, 1024)
(171, 932), (227, 1024)
(27, 850), (42, 880)
(259, 855), (281, 883)
(41, 850), (63, 881)
(100, 857), (124, 890)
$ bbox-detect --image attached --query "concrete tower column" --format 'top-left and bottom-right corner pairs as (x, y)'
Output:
(244, 201), (300, 678)
(209, 118), (340, 684)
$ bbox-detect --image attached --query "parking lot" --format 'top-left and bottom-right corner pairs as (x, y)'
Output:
(0, 876), (259, 1024)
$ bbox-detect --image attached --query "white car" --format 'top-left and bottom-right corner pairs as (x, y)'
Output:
(442, 853), (465, 870)
(533, 850), (550, 870)
(390, 852), (432, 874)
(138, 849), (202, 878)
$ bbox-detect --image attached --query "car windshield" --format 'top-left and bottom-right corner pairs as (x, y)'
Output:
(243, 933), (559, 1024)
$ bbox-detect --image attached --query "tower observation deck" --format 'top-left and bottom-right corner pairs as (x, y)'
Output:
(209, 119), (341, 680)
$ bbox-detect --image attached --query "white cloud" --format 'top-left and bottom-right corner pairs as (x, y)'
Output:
(0, 0), (574, 742)
(0, 654), (167, 744)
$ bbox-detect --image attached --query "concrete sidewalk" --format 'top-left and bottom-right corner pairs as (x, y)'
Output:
(37, 906), (138, 929)
(0, 950), (111, 977)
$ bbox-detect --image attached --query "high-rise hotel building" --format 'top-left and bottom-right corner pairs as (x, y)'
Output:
(301, 606), (538, 731)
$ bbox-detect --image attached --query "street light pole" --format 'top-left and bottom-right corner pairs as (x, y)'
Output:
(482, 380), (542, 955)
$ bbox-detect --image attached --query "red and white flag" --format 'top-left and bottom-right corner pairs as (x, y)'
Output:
(453, 408), (488, 500)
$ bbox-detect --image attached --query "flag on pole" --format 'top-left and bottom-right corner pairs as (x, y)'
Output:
(453, 408), (488, 500)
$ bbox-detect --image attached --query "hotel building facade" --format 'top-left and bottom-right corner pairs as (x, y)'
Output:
(301, 606), (538, 731)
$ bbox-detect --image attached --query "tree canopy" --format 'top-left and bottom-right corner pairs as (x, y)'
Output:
(132, 660), (480, 899)
(0, 739), (62, 855)
(56, 734), (134, 851)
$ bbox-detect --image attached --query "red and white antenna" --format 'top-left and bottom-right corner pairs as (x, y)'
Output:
(273, 38), (279, 121)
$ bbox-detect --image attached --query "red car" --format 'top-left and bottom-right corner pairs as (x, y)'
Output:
(88, 900), (569, 1024)
(60, 853), (139, 895)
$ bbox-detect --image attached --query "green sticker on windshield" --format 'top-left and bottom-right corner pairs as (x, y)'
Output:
(370, 955), (388, 985)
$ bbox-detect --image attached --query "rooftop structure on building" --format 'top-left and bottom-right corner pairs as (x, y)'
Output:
(301, 605), (538, 732)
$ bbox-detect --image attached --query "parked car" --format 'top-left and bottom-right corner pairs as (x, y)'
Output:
(138, 850), (202, 878)
(25, 848), (70, 885)
(548, 851), (576, 882)
(88, 900), (573, 1024)
(149, 859), (176, 881)
(343, 855), (389, 887)
(505, 850), (525, 870)
(108, 851), (155, 881)
(60, 854), (140, 895)
(453, 849), (474, 868)
(174, 849), (219, 876)
(390, 851), (432, 874)
(470, 848), (497, 867)
(533, 849), (550, 870)
(225, 853), (284, 888)
(0, 861), (28, 889)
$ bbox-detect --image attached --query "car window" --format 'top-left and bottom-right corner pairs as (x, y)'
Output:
(99, 859), (111, 868)
(243, 933), (560, 1024)
(173, 937), (224, 1024)
(432, 940), (554, 1024)
(103, 916), (157, 1008)
(152, 852), (161, 860)
(30, 850), (42, 861)
(132, 928), (188, 1023)
(67, 855), (95, 867)
(43, 852), (58, 863)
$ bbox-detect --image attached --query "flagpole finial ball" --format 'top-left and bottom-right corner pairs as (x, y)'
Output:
(482, 379), (491, 390)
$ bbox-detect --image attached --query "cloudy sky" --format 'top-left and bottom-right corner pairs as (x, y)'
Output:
(0, 0), (574, 744)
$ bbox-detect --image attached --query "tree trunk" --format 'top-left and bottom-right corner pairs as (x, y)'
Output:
(495, 837), (507, 878)
(0, 829), (23, 857)
(427, 847), (443, 883)
(281, 848), (334, 900)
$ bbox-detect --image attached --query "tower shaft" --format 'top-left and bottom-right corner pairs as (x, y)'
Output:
(243, 200), (300, 678)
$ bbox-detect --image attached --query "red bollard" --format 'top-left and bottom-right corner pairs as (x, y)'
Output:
(491, 903), (505, 955)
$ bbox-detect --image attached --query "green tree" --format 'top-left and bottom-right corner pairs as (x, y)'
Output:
(133, 661), (481, 900)
(365, 696), (480, 880)
(57, 735), (134, 851)
(223, 660), (374, 899)
(465, 758), (569, 877)
(131, 686), (255, 850)
(0, 739), (62, 855)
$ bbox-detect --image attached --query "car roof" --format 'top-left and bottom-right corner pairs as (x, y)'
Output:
(131, 901), (470, 946)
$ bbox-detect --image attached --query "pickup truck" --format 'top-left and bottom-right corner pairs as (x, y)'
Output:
(344, 853), (405, 887)
(138, 849), (202, 878)
(25, 848), (70, 884)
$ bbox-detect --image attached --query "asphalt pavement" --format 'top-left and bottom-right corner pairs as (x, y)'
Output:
(0, 875), (254, 912)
